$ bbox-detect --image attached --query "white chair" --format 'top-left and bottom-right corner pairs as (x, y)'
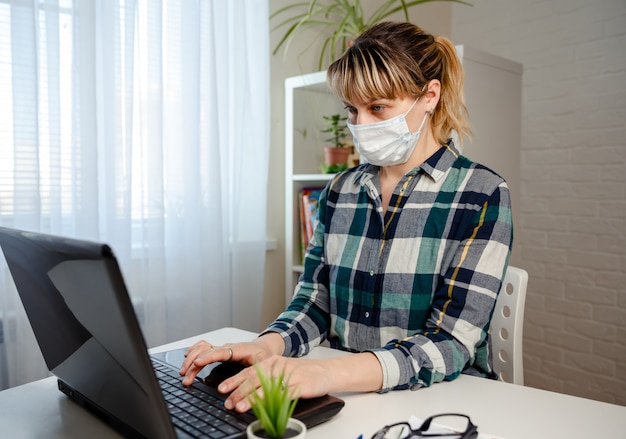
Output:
(490, 265), (528, 385)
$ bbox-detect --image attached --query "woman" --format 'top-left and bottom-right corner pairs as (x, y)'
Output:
(180, 21), (513, 413)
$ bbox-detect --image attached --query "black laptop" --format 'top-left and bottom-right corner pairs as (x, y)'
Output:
(0, 227), (344, 439)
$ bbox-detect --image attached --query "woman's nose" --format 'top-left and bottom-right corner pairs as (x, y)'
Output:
(355, 112), (374, 125)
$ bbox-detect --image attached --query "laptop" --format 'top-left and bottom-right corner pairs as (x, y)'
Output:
(0, 227), (344, 439)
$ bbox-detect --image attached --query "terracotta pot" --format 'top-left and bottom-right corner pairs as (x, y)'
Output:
(323, 146), (351, 165)
(246, 418), (306, 439)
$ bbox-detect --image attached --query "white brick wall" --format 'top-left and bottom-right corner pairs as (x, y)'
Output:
(452, 0), (626, 405)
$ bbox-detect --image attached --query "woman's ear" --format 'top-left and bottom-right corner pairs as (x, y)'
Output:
(424, 79), (441, 112)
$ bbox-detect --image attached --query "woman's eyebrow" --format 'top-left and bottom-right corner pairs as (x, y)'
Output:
(342, 98), (392, 106)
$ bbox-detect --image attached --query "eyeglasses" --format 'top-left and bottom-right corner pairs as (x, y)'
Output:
(371, 413), (478, 439)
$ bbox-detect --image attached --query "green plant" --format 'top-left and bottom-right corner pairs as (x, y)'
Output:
(322, 113), (349, 148)
(271, 0), (472, 69)
(248, 366), (299, 439)
(320, 162), (349, 173)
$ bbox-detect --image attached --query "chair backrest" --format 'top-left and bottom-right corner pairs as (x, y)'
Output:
(490, 265), (528, 385)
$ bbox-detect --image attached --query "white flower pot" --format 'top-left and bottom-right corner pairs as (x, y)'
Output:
(246, 418), (306, 439)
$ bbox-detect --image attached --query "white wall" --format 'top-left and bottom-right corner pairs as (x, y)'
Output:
(452, 0), (626, 405)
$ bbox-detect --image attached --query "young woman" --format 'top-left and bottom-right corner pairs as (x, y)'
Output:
(180, 21), (513, 413)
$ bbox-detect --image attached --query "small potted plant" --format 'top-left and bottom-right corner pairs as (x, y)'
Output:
(246, 366), (305, 439)
(321, 113), (352, 174)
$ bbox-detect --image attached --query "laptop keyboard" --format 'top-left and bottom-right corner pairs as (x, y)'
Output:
(153, 360), (251, 439)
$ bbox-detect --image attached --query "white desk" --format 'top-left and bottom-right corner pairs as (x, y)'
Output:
(1, 327), (625, 438)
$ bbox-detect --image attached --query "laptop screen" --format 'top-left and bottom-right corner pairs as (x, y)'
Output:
(0, 227), (176, 438)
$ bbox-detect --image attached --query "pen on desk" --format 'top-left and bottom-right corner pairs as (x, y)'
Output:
(357, 435), (363, 439)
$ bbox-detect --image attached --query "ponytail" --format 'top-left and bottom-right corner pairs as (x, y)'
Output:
(431, 35), (472, 146)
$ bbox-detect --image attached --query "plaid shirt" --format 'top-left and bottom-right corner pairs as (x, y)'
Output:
(267, 141), (513, 391)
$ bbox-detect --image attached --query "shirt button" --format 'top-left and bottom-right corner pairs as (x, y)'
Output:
(365, 312), (370, 318)
(369, 270), (375, 276)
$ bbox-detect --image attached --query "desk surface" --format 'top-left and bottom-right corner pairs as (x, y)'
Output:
(1, 327), (625, 439)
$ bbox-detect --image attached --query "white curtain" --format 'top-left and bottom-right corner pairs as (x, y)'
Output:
(0, 0), (270, 389)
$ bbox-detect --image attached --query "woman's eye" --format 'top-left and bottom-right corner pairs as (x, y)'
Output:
(371, 105), (384, 112)
(344, 105), (357, 115)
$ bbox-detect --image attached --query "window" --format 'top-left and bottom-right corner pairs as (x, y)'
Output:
(0, 0), (270, 389)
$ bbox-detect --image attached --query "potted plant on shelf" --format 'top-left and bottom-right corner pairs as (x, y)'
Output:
(246, 366), (305, 439)
(271, 0), (472, 69)
(321, 113), (352, 174)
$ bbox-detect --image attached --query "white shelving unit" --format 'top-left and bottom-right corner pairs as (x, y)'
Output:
(284, 47), (522, 305)
(284, 71), (339, 304)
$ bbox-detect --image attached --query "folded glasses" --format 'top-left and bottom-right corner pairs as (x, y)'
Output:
(371, 413), (478, 439)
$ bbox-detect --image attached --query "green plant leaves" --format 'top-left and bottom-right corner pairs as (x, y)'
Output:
(270, 0), (473, 70)
(248, 366), (299, 438)
(322, 114), (349, 147)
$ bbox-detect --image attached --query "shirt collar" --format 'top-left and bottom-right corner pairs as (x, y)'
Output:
(420, 139), (460, 182)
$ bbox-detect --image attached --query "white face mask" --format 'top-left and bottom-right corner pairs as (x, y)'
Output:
(347, 99), (430, 166)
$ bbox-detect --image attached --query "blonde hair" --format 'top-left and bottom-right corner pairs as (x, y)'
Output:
(327, 21), (471, 146)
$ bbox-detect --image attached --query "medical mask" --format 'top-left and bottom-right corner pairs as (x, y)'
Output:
(347, 99), (430, 166)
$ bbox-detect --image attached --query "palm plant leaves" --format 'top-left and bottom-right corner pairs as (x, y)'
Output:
(271, 0), (472, 70)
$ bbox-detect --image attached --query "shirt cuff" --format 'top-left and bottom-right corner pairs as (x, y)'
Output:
(259, 327), (293, 357)
(371, 349), (402, 391)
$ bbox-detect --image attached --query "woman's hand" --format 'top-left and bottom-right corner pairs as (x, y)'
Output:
(216, 355), (334, 412)
(218, 352), (383, 413)
(179, 332), (285, 387)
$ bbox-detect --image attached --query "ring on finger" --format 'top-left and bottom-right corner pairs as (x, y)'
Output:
(225, 346), (233, 362)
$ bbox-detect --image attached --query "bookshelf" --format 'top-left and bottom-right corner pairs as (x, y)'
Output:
(284, 71), (340, 304)
(283, 47), (522, 305)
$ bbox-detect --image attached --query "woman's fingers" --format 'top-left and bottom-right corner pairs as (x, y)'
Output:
(222, 370), (262, 411)
(179, 341), (239, 385)
(221, 356), (331, 413)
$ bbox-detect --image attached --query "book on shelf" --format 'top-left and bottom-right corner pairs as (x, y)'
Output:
(298, 187), (324, 264)
(298, 192), (307, 264)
